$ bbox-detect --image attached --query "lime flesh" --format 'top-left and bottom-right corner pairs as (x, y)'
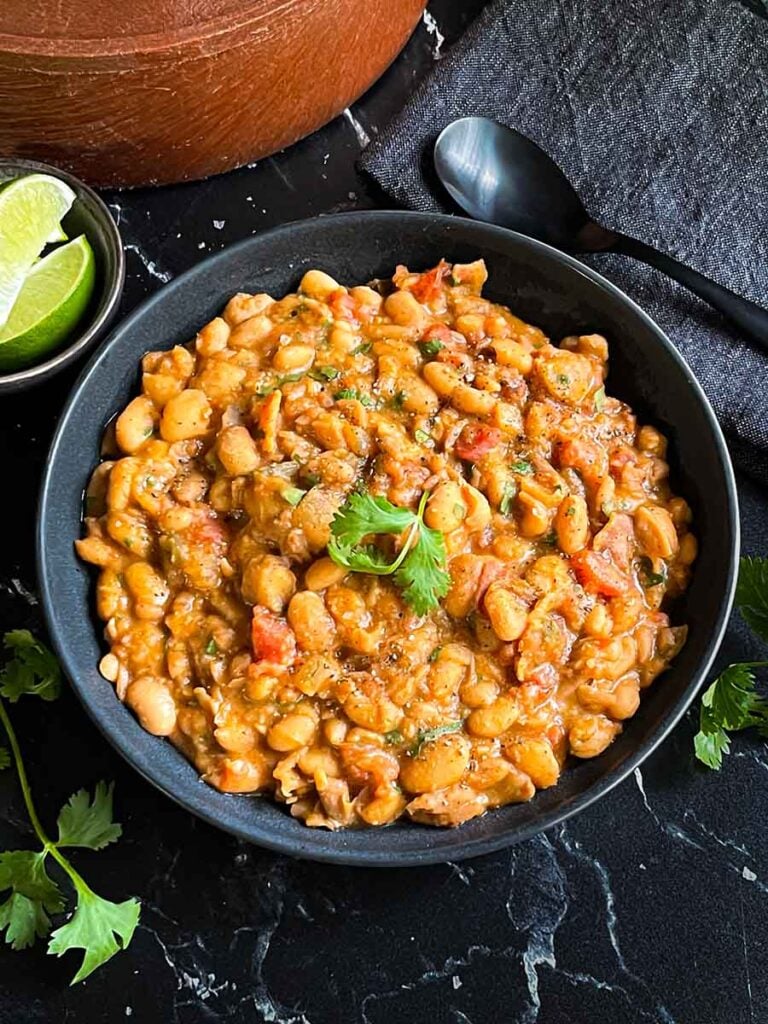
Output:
(0, 235), (95, 371)
(0, 173), (76, 327)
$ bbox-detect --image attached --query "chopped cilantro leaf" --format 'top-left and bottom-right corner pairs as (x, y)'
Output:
(334, 389), (374, 407)
(308, 366), (340, 382)
(638, 556), (667, 588)
(410, 721), (462, 756)
(499, 481), (517, 515)
(418, 339), (444, 358)
(282, 487), (306, 507)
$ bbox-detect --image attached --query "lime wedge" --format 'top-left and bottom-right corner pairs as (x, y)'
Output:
(0, 235), (95, 371)
(0, 173), (76, 326)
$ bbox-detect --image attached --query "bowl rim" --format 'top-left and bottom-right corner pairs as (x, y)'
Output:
(36, 210), (740, 866)
(0, 157), (125, 392)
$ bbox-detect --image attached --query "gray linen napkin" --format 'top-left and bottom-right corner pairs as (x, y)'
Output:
(361, 0), (768, 484)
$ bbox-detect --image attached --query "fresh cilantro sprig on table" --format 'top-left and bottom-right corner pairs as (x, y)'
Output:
(327, 490), (451, 615)
(694, 558), (768, 769)
(0, 630), (140, 983)
(0, 630), (61, 702)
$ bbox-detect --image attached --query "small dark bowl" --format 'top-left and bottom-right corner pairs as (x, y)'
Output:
(0, 158), (124, 393)
(37, 212), (739, 866)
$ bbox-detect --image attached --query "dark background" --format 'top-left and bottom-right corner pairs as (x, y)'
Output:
(2, 3), (767, 1021)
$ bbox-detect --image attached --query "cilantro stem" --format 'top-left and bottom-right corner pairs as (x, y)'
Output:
(0, 697), (50, 849)
(0, 697), (89, 895)
(353, 491), (426, 577)
(389, 519), (421, 573)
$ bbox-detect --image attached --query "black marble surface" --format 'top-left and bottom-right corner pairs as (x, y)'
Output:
(2, 4), (767, 1022)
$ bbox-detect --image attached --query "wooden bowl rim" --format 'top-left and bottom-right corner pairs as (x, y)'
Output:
(0, 0), (326, 61)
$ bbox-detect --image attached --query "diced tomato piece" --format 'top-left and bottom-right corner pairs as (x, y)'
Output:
(527, 663), (559, 690)
(455, 423), (503, 462)
(329, 289), (360, 325)
(187, 511), (227, 548)
(410, 259), (450, 304)
(251, 606), (296, 666)
(609, 445), (635, 475)
(570, 550), (629, 597)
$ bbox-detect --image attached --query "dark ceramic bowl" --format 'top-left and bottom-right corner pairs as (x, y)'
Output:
(37, 211), (739, 866)
(0, 158), (124, 393)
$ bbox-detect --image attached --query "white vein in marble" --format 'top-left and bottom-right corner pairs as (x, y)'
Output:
(422, 10), (446, 59)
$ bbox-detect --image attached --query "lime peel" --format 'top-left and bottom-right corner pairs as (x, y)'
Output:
(0, 235), (95, 372)
(0, 173), (76, 327)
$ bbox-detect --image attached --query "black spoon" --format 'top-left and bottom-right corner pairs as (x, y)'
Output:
(434, 116), (768, 350)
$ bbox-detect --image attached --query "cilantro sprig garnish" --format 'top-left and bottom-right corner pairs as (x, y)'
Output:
(0, 630), (139, 982)
(694, 557), (768, 769)
(327, 490), (450, 615)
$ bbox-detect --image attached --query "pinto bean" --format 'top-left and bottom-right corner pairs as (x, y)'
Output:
(554, 495), (589, 554)
(504, 737), (560, 788)
(217, 426), (260, 476)
(635, 505), (679, 559)
(400, 733), (471, 794)
(242, 555), (296, 613)
(384, 290), (427, 328)
(160, 390), (212, 442)
(126, 676), (177, 736)
(425, 481), (467, 533)
(267, 713), (318, 752)
(287, 591), (336, 652)
(300, 270), (341, 300)
(484, 586), (528, 641)
(466, 696), (518, 738)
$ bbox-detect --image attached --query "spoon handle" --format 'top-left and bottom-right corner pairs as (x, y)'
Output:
(612, 234), (768, 351)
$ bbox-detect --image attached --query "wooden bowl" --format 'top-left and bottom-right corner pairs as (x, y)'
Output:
(0, 0), (425, 188)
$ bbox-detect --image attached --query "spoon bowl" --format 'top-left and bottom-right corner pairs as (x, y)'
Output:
(434, 116), (604, 249)
(434, 116), (768, 349)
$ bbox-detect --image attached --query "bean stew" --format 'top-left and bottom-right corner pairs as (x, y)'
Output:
(76, 259), (695, 828)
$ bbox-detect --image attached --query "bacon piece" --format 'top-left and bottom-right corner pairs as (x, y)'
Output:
(421, 322), (453, 344)
(570, 550), (630, 597)
(593, 513), (635, 573)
